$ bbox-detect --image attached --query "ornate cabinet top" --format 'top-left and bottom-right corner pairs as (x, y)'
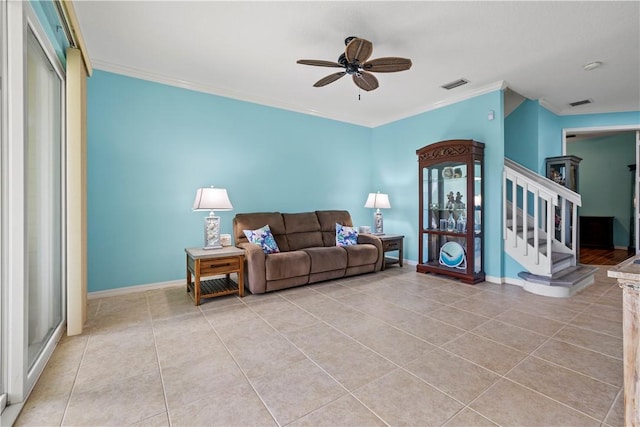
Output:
(416, 139), (484, 163)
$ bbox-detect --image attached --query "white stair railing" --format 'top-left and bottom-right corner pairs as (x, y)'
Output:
(503, 158), (582, 276)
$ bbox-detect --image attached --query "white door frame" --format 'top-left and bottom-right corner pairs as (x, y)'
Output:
(562, 124), (640, 254)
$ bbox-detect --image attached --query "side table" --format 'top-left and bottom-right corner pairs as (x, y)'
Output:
(379, 234), (404, 270)
(185, 246), (245, 306)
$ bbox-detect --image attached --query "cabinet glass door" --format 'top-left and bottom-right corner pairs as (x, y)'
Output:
(474, 160), (482, 273)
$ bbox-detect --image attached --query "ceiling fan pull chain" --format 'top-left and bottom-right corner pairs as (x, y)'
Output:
(358, 88), (361, 101)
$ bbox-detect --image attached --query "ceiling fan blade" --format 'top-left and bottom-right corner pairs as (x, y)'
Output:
(345, 38), (373, 64)
(362, 57), (413, 73)
(353, 71), (379, 91)
(297, 59), (343, 68)
(314, 72), (347, 87)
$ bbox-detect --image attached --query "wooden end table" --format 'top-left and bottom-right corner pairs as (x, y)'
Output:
(379, 234), (404, 270)
(185, 246), (245, 305)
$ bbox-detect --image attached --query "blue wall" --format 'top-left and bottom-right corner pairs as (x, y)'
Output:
(371, 91), (505, 279)
(505, 99), (538, 169)
(87, 69), (640, 291)
(560, 111), (640, 131)
(87, 71), (372, 291)
(537, 106), (563, 173)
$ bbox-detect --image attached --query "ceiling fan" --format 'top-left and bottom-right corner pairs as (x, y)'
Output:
(297, 36), (412, 92)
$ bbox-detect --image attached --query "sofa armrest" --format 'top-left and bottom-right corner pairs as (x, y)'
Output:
(357, 233), (384, 271)
(237, 242), (267, 294)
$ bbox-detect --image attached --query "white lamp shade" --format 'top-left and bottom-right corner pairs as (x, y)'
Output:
(364, 192), (391, 209)
(192, 187), (233, 211)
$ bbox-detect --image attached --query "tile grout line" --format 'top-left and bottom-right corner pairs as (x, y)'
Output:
(57, 299), (100, 427)
(200, 298), (283, 427)
(147, 291), (174, 427)
(243, 292), (392, 427)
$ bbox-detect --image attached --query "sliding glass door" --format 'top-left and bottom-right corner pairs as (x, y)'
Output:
(25, 27), (64, 370)
(1, 3), (66, 423)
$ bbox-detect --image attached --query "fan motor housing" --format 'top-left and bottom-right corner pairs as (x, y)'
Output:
(338, 53), (360, 74)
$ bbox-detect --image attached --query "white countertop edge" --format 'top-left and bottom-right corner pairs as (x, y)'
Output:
(608, 255), (640, 281)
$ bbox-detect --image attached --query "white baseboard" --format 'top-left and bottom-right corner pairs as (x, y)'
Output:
(484, 274), (523, 287)
(88, 279), (183, 300)
(87, 266), (525, 300)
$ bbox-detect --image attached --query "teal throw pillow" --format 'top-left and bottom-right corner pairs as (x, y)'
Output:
(243, 225), (280, 254)
(336, 223), (358, 246)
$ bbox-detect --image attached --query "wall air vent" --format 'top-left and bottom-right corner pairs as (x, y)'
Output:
(441, 78), (469, 90)
(569, 99), (593, 107)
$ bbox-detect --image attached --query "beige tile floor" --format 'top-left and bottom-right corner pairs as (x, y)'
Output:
(15, 266), (624, 426)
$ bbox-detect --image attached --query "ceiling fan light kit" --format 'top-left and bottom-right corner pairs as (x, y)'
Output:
(297, 36), (412, 92)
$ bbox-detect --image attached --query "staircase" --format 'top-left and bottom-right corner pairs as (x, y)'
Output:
(503, 158), (597, 297)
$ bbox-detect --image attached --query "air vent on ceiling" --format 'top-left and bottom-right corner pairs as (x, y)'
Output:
(569, 99), (593, 107)
(441, 78), (469, 90)
(566, 134), (577, 138)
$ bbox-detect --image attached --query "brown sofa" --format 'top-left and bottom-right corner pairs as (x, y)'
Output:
(233, 210), (383, 294)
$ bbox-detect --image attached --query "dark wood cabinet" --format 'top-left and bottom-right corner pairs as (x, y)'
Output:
(579, 216), (614, 249)
(416, 139), (485, 284)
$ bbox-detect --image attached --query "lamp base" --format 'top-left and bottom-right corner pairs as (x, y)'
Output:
(204, 214), (222, 249)
(374, 210), (384, 234)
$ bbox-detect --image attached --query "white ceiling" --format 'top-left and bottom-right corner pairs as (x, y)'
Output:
(72, 1), (640, 128)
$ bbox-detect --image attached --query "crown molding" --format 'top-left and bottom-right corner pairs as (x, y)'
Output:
(372, 81), (508, 127)
(539, 98), (562, 115)
(92, 59), (508, 128)
(92, 59), (381, 127)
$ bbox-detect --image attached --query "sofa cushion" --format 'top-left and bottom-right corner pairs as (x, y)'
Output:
(316, 210), (353, 246)
(336, 223), (358, 246)
(234, 212), (289, 252)
(243, 225), (280, 254)
(301, 246), (347, 273)
(343, 244), (379, 267)
(265, 251), (310, 281)
(283, 212), (324, 250)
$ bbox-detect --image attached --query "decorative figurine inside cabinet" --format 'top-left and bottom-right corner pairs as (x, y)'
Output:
(416, 139), (485, 284)
(546, 155), (581, 192)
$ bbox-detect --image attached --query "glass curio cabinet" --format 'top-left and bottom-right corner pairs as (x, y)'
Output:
(545, 155), (581, 243)
(416, 139), (485, 284)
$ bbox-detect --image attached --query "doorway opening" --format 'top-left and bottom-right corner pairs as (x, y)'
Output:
(563, 126), (640, 265)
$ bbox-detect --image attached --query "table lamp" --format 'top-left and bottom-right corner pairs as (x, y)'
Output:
(364, 191), (391, 234)
(192, 186), (233, 249)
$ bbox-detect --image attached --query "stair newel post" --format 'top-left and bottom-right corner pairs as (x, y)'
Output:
(534, 189), (540, 265)
(512, 176), (518, 248)
(608, 261), (640, 427)
(546, 198), (555, 275)
(523, 182), (528, 256)
(503, 169), (508, 241)
(571, 201), (578, 263)
(560, 196), (568, 246)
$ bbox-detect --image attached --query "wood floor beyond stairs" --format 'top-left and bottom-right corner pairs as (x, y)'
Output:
(579, 247), (634, 265)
